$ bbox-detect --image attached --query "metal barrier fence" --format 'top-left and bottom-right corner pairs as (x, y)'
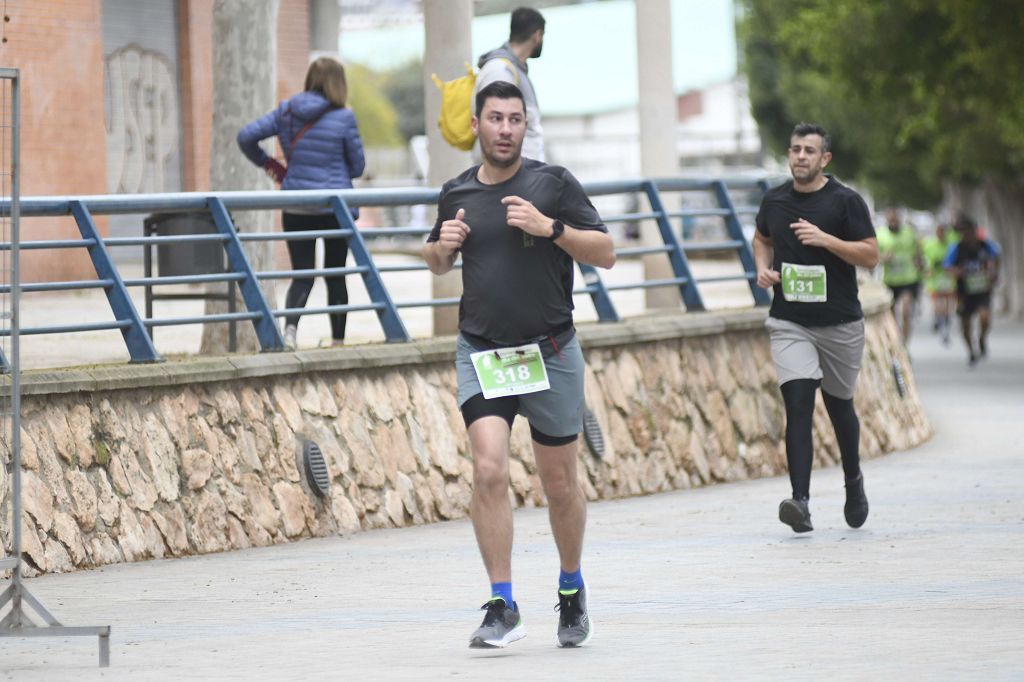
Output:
(0, 177), (770, 369)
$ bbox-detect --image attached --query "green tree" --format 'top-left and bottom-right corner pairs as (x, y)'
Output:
(381, 59), (426, 142)
(741, 0), (1024, 317)
(346, 63), (403, 148)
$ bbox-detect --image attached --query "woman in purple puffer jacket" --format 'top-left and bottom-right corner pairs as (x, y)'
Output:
(237, 56), (366, 349)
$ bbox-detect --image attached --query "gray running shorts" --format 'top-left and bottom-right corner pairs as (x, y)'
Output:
(765, 317), (865, 400)
(455, 333), (585, 438)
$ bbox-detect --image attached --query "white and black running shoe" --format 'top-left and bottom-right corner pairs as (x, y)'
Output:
(469, 598), (526, 649)
(555, 585), (593, 648)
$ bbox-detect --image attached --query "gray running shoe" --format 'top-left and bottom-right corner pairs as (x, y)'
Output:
(469, 598), (525, 649)
(556, 585), (593, 648)
(779, 497), (814, 533)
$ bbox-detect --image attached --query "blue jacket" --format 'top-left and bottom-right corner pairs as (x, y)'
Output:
(237, 91), (366, 197)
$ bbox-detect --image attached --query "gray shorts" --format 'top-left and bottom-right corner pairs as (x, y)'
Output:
(455, 333), (585, 438)
(765, 317), (865, 400)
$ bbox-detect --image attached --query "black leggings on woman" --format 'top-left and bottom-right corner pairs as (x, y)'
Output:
(780, 378), (861, 500)
(282, 212), (349, 340)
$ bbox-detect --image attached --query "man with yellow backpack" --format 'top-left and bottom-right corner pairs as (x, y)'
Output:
(877, 208), (923, 344)
(434, 7), (546, 161)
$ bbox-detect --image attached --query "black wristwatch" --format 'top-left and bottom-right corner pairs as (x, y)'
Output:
(549, 219), (565, 241)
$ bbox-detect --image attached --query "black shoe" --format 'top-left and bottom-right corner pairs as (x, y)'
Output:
(469, 598), (526, 648)
(979, 337), (988, 358)
(779, 498), (813, 533)
(555, 585), (592, 648)
(844, 473), (869, 528)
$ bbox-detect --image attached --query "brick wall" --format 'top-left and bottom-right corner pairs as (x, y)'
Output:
(1, 1), (311, 280)
(2, 0), (108, 281)
(179, 0), (214, 192)
(277, 1), (311, 107)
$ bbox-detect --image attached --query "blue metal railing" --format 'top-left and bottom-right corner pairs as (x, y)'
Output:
(0, 177), (770, 368)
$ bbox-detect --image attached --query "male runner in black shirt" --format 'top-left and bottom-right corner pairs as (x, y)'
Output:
(944, 214), (1001, 366)
(753, 122), (879, 533)
(423, 81), (614, 648)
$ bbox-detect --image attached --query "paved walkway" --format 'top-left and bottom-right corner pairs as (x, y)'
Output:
(2, 316), (1023, 679)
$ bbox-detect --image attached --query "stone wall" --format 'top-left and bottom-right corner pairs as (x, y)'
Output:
(1, 297), (930, 575)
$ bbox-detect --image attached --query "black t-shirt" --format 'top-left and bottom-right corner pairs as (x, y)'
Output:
(756, 176), (876, 327)
(946, 239), (1000, 296)
(428, 159), (607, 345)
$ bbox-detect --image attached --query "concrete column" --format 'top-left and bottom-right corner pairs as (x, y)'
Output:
(310, 0), (340, 54)
(423, 0), (473, 334)
(635, 0), (680, 310)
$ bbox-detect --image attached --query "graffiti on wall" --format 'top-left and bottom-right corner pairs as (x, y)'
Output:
(105, 44), (181, 194)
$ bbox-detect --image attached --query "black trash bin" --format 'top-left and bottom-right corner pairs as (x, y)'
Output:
(143, 211), (237, 350)
(146, 211), (223, 276)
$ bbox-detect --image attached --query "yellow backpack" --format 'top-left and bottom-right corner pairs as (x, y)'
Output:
(431, 59), (518, 151)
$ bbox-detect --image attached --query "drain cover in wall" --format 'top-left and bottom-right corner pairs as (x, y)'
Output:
(891, 358), (907, 398)
(303, 440), (331, 498)
(582, 406), (606, 460)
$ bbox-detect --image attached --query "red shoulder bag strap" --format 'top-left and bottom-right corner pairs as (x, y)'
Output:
(285, 111), (327, 162)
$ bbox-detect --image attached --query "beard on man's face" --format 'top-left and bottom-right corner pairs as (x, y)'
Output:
(790, 162), (820, 182)
(482, 138), (522, 168)
(531, 41), (543, 59)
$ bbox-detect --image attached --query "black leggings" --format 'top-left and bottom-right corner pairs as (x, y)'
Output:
(780, 379), (861, 500)
(282, 212), (349, 340)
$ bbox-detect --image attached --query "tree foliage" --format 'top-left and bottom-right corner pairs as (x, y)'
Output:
(380, 59), (426, 142)
(346, 61), (426, 146)
(346, 63), (403, 148)
(740, 0), (1024, 207)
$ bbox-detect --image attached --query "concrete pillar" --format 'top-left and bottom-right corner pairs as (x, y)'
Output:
(635, 0), (681, 310)
(423, 0), (473, 334)
(310, 0), (340, 54)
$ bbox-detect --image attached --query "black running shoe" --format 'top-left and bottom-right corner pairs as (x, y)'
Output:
(844, 474), (869, 528)
(555, 585), (593, 648)
(469, 598), (525, 649)
(779, 497), (813, 533)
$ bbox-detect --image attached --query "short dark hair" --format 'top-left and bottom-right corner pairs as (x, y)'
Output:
(510, 7), (545, 43)
(954, 213), (977, 233)
(791, 122), (831, 153)
(475, 81), (526, 118)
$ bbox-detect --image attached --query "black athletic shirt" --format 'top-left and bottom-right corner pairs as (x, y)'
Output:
(756, 176), (875, 327)
(944, 239), (1001, 296)
(428, 159), (607, 345)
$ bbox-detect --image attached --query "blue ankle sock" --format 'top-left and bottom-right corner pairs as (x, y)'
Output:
(559, 568), (584, 594)
(490, 582), (513, 606)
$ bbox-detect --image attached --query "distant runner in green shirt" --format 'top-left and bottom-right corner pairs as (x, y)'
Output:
(876, 209), (923, 344)
(922, 223), (958, 345)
